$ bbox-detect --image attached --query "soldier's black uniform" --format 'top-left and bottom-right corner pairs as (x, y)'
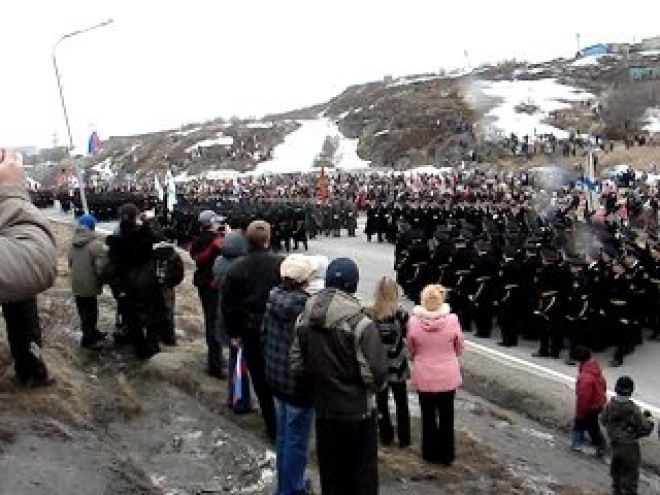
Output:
(497, 248), (525, 347)
(292, 207), (308, 251)
(469, 241), (499, 338)
(609, 263), (635, 367)
(533, 249), (570, 358)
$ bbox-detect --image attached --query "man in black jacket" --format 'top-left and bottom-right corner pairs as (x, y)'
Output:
(222, 220), (283, 442)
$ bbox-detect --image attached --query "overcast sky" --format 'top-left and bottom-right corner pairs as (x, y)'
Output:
(2, 0), (659, 149)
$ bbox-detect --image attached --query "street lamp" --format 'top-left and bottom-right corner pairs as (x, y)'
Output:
(52, 18), (114, 214)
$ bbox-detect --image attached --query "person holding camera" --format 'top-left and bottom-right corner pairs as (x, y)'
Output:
(601, 376), (655, 495)
(0, 148), (57, 386)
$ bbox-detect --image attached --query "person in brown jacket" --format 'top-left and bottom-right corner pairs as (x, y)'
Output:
(0, 148), (57, 387)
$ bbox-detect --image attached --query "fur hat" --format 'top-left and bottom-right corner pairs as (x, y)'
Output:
(280, 254), (318, 284)
(325, 257), (359, 294)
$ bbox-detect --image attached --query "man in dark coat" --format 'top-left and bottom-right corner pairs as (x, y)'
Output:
(222, 220), (283, 442)
(106, 203), (164, 359)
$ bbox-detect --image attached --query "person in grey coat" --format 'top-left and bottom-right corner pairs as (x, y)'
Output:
(213, 230), (248, 386)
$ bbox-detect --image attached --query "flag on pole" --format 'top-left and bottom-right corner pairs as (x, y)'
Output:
(87, 131), (101, 156)
(154, 175), (164, 201)
(166, 170), (177, 212)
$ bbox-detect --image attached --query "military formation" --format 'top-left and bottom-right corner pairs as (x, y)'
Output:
(33, 168), (660, 369)
(384, 195), (660, 367)
(38, 187), (360, 253)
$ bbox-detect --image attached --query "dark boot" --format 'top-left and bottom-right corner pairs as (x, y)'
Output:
(2, 298), (53, 386)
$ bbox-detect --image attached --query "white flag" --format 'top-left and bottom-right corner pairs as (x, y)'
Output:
(166, 170), (177, 212)
(154, 175), (164, 201)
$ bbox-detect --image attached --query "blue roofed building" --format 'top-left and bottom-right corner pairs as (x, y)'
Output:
(577, 44), (610, 58)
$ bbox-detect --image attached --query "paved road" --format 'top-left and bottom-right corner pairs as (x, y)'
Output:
(48, 208), (660, 414)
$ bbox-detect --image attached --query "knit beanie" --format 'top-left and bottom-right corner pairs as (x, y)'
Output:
(325, 257), (359, 294)
(615, 376), (634, 397)
(78, 214), (97, 231)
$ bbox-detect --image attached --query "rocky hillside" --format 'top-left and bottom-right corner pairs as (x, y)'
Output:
(30, 47), (660, 185)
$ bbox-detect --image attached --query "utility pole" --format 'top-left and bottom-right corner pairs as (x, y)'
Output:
(53, 19), (114, 214)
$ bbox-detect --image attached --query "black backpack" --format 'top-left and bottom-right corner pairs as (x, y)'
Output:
(153, 245), (185, 288)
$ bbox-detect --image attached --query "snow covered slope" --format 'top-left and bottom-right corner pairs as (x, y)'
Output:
(477, 79), (595, 139)
(254, 119), (369, 174)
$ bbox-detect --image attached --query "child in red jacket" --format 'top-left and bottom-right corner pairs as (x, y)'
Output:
(571, 346), (607, 458)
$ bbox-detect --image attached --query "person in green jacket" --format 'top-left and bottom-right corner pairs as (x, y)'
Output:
(601, 376), (655, 495)
(68, 214), (108, 349)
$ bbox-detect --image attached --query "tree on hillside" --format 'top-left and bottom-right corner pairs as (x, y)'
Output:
(603, 80), (660, 139)
(313, 135), (339, 168)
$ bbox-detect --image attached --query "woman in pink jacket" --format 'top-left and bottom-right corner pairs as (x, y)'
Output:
(407, 284), (464, 466)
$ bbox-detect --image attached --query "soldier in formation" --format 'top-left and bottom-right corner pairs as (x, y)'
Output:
(392, 197), (660, 367)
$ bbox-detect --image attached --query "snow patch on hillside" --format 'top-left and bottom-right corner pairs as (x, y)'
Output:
(477, 78), (595, 139)
(570, 55), (605, 67)
(254, 119), (370, 174)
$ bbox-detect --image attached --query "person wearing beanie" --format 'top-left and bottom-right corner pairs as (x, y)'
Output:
(222, 220), (283, 442)
(407, 284), (464, 466)
(291, 257), (387, 495)
(77, 213), (97, 232)
(263, 254), (318, 495)
(570, 346), (607, 456)
(68, 213), (108, 349)
(601, 376), (655, 494)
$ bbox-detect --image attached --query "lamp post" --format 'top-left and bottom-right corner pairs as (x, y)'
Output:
(52, 19), (114, 214)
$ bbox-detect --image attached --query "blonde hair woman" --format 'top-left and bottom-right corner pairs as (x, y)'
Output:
(368, 277), (411, 447)
(407, 284), (464, 465)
